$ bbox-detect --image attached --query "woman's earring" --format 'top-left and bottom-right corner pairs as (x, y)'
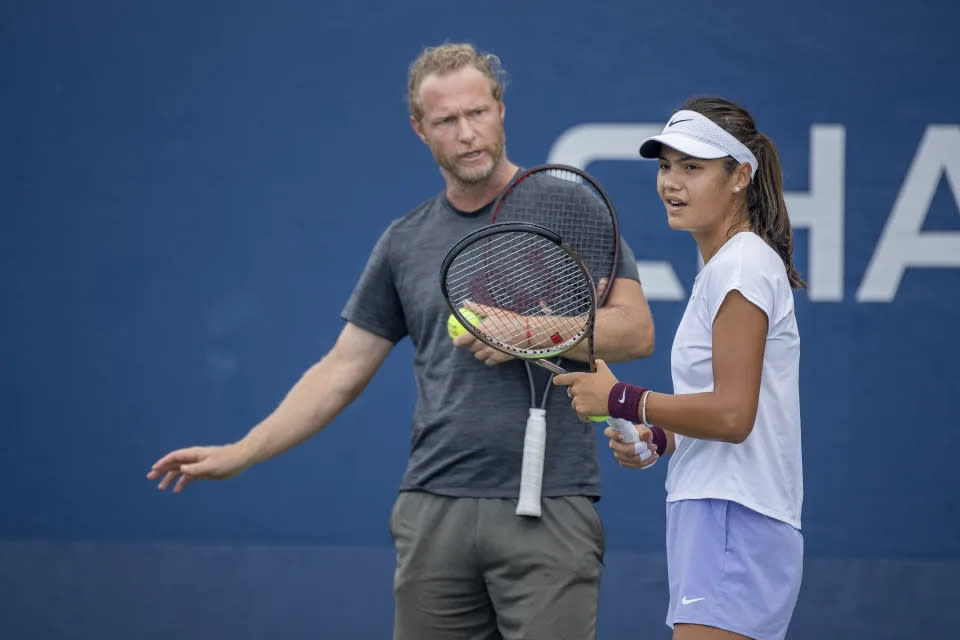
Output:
(733, 186), (742, 193)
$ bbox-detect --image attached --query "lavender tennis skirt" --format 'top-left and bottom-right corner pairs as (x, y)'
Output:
(665, 498), (803, 640)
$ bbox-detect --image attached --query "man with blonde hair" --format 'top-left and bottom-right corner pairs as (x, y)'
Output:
(148, 42), (654, 639)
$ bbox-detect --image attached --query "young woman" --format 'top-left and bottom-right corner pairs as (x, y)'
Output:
(554, 96), (805, 640)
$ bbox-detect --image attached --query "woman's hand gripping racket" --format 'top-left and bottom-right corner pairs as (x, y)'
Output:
(439, 222), (650, 518)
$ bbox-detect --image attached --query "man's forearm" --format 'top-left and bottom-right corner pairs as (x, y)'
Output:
(234, 323), (393, 467)
(563, 304), (654, 363)
(237, 358), (364, 466)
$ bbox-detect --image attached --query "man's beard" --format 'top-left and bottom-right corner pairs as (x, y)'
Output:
(438, 138), (506, 186)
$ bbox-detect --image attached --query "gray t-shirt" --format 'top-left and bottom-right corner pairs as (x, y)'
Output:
(341, 192), (640, 499)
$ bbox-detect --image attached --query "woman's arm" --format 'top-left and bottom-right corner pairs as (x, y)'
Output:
(645, 290), (767, 443)
(554, 289), (767, 444)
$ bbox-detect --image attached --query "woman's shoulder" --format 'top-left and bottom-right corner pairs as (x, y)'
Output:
(705, 233), (785, 282)
(697, 233), (791, 312)
(723, 232), (782, 266)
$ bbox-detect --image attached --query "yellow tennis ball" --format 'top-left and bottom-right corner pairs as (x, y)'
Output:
(447, 308), (482, 339)
(588, 416), (607, 423)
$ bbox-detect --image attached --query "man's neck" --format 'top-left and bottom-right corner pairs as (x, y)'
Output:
(443, 160), (520, 212)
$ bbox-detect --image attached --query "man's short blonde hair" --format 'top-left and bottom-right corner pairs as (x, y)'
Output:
(407, 43), (507, 121)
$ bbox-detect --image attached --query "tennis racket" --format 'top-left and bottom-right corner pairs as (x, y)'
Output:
(439, 222), (651, 518)
(494, 164), (650, 516)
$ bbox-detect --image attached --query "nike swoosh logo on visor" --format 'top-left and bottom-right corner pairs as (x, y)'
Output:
(668, 118), (693, 127)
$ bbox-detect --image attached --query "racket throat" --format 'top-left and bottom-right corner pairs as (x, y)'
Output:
(532, 359), (566, 375)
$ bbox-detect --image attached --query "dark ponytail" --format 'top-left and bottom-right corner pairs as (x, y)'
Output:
(681, 97), (807, 289)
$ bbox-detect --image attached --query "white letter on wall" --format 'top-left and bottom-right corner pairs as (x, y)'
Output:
(857, 125), (960, 302)
(785, 126), (845, 301)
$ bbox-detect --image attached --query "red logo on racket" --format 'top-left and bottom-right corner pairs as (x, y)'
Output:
(550, 333), (563, 345)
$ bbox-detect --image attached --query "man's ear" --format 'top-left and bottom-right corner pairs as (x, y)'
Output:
(410, 116), (427, 144)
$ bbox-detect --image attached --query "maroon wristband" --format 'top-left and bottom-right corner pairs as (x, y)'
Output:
(649, 426), (667, 456)
(608, 382), (648, 423)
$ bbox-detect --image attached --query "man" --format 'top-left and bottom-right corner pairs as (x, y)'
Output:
(148, 42), (655, 639)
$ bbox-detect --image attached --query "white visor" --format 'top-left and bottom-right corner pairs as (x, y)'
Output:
(638, 110), (758, 180)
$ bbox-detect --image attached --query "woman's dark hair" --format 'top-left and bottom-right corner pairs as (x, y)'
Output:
(682, 96), (806, 289)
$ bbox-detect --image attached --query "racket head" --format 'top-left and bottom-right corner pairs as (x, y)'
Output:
(439, 222), (598, 361)
(491, 164), (621, 307)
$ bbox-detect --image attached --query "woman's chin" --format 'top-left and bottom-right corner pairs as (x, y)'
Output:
(665, 213), (690, 231)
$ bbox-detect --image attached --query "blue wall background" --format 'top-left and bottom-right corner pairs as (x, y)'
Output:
(2, 1), (958, 638)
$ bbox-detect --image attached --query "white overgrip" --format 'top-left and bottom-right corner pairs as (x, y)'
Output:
(606, 417), (652, 461)
(516, 408), (547, 517)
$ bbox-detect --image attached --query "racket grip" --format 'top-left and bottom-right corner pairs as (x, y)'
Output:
(606, 417), (652, 461)
(516, 408), (547, 517)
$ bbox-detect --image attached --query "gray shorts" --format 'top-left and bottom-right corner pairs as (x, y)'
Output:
(666, 498), (803, 640)
(390, 491), (604, 640)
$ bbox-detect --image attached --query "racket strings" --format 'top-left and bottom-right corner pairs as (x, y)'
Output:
(494, 170), (617, 288)
(444, 230), (593, 355)
(446, 236), (585, 306)
(446, 234), (589, 313)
